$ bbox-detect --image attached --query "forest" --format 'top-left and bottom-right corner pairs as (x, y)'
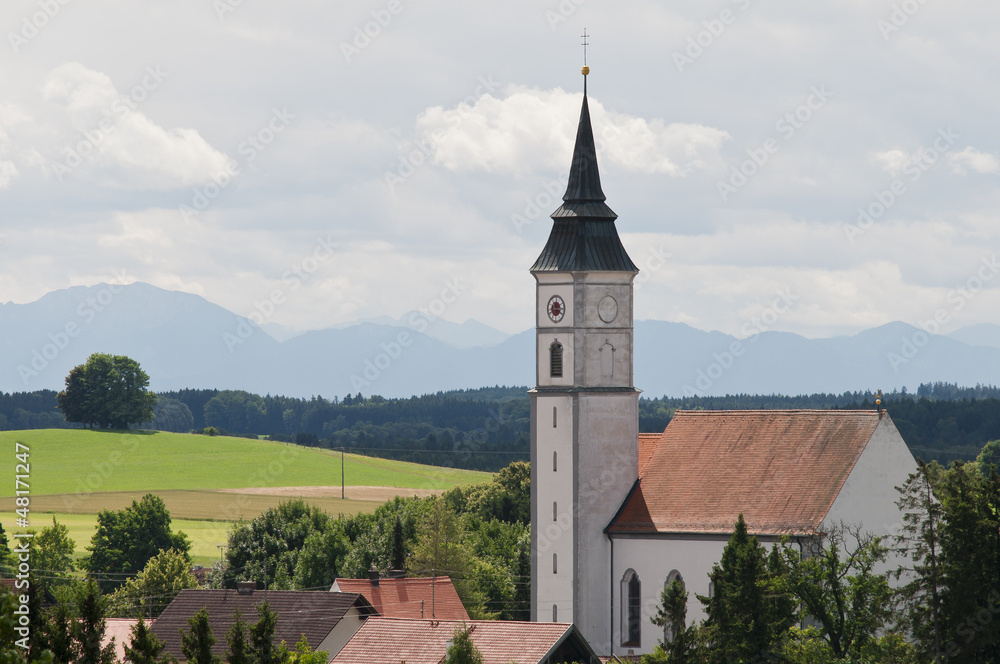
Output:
(2, 382), (1000, 470)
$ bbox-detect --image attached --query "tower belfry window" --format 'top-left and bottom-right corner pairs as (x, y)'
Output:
(550, 340), (564, 378)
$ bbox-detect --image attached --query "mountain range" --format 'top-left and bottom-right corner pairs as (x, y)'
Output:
(1, 282), (999, 399)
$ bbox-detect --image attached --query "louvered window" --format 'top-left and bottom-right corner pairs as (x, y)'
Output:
(550, 341), (563, 378)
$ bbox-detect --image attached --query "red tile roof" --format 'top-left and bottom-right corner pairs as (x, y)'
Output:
(637, 433), (660, 475)
(331, 576), (469, 621)
(331, 617), (597, 664)
(150, 589), (373, 660)
(103, 618), (139, 663)
(609, 410), (887, 536)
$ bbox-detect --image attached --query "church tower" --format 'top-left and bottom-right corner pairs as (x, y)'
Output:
(529, 65), (639, 654)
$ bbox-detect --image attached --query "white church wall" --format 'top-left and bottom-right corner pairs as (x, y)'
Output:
(824, 414), (918, 580)
(610, 536), (723, 656)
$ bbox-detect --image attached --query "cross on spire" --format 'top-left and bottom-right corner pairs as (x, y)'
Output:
(581, 28), (589, 66)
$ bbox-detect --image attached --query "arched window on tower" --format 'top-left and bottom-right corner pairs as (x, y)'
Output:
(553, 450), (558, 472)
(663, 570), (685, 644)
(621, 569), (641, 647)
(550, 340), (563, 378)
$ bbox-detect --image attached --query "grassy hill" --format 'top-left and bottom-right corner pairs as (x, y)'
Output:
(0, 429), (491, 496)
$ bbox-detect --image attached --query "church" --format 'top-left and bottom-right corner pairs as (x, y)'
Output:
(527, 66), (919, 659)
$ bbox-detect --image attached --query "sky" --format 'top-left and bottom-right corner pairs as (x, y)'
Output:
(1, 0), (999, 339)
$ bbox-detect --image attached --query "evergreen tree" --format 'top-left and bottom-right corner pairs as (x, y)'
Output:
(73, 580), (116, 664)
(442, 624), (484, 664)
(894, 460), (946, 663)
(390, 516), (406, 571)
(39, 599), (76, 664)
(698, 514), (794, 664)
(649, 577), (696, 664)
(248, 602), (279, 664)
(225, 610), (249, 664)
(0, 591), (54, 664)
(938, 462), (1000, 663)
(124, 619), (173, 664)
(0, 522), (10, 566)
(180, 608), (219, 664)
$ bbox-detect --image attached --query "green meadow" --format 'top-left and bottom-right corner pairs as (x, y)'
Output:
(0, 429), (492, 568)
(1, 429), (490, 496)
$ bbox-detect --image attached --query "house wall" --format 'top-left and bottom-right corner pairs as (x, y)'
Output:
(825, 414), (919, 579)
(316, 607), (367, 660)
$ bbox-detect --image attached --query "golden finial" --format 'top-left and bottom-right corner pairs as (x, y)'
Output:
(581, 29), (590, 76)
(875, 389), (883, 410)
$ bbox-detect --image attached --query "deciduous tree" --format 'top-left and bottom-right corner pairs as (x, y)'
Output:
(777, 523), (893, 659)
(108, 548), (198, 618)
(57, 353), (157, 429)
(85, 494), (190, 592)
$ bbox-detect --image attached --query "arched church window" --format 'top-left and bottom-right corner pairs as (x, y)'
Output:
(550, 340), (563, 378)
(664, 570), (685, 643)
(621, 569), (641, 647)
(553, 406), (558, 428)
(553, 450), (558, 472)
(552, 604), (558, 622)
(553, 553), (558, 574)
(553, 501), (558, 522)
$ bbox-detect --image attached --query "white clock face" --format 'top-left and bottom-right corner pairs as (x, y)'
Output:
(547, 295), (566, 323)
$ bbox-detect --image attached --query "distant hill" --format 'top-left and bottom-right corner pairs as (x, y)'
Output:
(3, 282), (1000, 398)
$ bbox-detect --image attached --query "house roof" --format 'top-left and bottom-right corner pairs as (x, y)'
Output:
(608, 410), (888, 536)
(331, 576), (469, 621)
(150, 589), (374, 659)
(103, 618), (139, 663)
(330, 617), (599, 664)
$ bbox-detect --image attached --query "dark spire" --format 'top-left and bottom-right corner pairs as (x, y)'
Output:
(531, 66), (637, 273)
(562, 92), (607, 203)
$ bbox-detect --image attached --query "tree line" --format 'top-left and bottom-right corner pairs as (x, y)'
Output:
(4, 382), (1000, 470)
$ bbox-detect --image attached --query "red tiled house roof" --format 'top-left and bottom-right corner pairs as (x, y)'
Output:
(608, 410), (889, 536)
(103, 619), (139, 663)
(330, 576), (469, 621)
(330, 617), (601, 664)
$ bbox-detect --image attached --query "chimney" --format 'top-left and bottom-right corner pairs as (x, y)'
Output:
(368, 567), (380, 587)
(237, 581), (256, 595)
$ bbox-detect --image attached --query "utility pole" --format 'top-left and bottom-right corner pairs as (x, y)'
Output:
(341, 447), (345, 499)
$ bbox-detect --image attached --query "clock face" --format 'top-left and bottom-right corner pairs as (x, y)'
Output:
(547, 295), (566, 323)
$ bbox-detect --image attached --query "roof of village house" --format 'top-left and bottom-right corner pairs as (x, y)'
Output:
(150, 588), (374, 659)
(331, 576), (469, 621)
(102, 618), (139, 663)
(330, 617), (601, 664)
(608, 410), (893, 536)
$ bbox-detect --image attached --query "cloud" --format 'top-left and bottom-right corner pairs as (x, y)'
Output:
(0, 161), (17, 189)
(414, 85), (730, 177)
(870, 148), (914, 177)
(948, 146), (1000, 176)
(34, 62), (232, 189)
